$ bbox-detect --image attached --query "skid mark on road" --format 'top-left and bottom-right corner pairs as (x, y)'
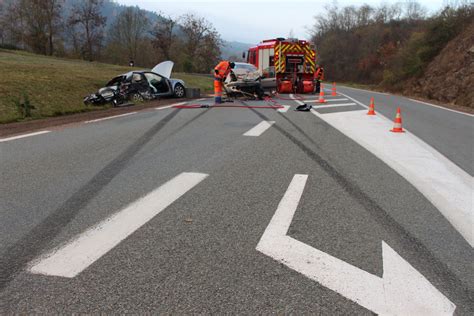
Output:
(0, 109), (184, 290)
(249, 108), (472, 307)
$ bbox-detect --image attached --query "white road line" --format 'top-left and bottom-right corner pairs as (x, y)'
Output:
(156, 99), (206, 110)
(0, 131), (51, 143)
(277, 105), (290, 113)
(156, 101), (192, 110)
(312, 103), (358, 108)
(337, 91), (370, 110)
(341, 85), (390, 95)
(407, 98), (473, 117)
(290, 94), (305, 106)
(84, 112), (137, 124)
(311, 109), (474, 246)
(342, 85), (471, 116)
(29, 172), (208, 278)
(243, 121), (275, 136)
(257, 174), (455, 315)
(156, 104), (180, 110)
(306, 98), (348, 102)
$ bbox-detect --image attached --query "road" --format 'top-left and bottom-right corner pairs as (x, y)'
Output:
(1, 86), (473, 314)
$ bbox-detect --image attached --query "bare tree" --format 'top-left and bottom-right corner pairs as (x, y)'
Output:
(0, 1), (23, 48)
(0, 2), (5, 45)
(180, 13), (212, 57)
(68, 0), (106, 61)
(44, 0), (64, 55)
(404, 0), (427, 20)
(108, 7), (149, 61)
(180, 13), (222, 72)
(151, 15), (177, 60)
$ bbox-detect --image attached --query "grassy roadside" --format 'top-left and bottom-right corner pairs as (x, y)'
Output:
(0, 49), (213, 124)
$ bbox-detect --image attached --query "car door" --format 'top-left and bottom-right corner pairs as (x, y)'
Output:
(130, 72), (151, 94)
(144, 72), (171, 96)
(261, 66), (277, 89)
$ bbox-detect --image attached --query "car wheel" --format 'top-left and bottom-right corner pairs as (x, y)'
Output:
(131, 92), (144, 103)
(174, 83), (185, 98)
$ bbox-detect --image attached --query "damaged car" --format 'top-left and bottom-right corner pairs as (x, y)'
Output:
(84, 61), (186, 106)
(224, 62), (265, 100)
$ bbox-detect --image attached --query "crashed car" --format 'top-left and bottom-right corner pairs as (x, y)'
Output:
(224, 62), (265, 100)
(84, 61), (186, 106)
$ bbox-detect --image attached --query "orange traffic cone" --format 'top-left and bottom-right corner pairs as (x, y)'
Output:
(367, 97), (376, 115)
(318, 84), (327, 103)
(331, 82), (337, 96)
(390, 108), (405, 133)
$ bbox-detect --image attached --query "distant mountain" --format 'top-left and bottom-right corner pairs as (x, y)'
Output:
(221, 41), (253, 61)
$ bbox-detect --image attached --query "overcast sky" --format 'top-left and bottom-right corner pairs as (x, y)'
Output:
(115, 0), (448, 43)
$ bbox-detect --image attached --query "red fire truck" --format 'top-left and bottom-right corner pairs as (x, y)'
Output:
(246, 38), (317, 94)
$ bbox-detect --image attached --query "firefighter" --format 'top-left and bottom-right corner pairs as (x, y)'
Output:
(213, 61), (235, 104)
(314, 64), (324, 93)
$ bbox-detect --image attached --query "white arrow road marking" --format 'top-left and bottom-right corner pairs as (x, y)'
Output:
(85, 112), (137, 123)
(0, 131), (51, 143)
(311, 109), (473, 246)
(29, 172), (208, 278)
(277, 105), (290, 113)
(257, 174), (456, 315)
(243, 121), (275, 136)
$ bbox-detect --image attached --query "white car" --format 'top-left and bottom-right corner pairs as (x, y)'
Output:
(225, 62), (260, 83)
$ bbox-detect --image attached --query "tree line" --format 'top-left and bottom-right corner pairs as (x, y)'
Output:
(0, 0), (222, 73)
(309, 0), (473, 90)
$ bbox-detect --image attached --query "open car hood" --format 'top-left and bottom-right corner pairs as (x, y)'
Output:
(151, 61), (174, 79)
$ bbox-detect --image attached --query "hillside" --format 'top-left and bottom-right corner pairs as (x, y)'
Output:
(0, 49), (212, 123)
(403, 21), (474, 108)
(221, 41), (253, 61)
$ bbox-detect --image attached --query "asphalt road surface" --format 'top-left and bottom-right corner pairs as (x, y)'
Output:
(1, 87), (473, 314)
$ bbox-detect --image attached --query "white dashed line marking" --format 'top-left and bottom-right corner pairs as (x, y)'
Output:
(84, 112), (137, 123)
(243, 121), (275, 136)
(277, 105), (291, 113)
(0, 131), (51, 143)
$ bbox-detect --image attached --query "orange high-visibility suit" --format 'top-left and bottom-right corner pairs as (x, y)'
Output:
(314, 66), (324, 93)
(214, 61), (233, 104)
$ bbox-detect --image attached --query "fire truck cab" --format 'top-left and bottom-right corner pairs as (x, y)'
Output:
(246, 38), (317, 94)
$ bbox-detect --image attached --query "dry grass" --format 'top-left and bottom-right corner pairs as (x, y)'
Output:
(0, 49), (213, 123)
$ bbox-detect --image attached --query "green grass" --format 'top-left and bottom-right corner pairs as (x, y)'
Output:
(0, 49), (213, 123)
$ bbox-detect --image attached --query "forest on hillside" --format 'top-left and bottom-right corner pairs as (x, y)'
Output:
(310, 1), (473, 92)
(0, 0), (222, 72)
